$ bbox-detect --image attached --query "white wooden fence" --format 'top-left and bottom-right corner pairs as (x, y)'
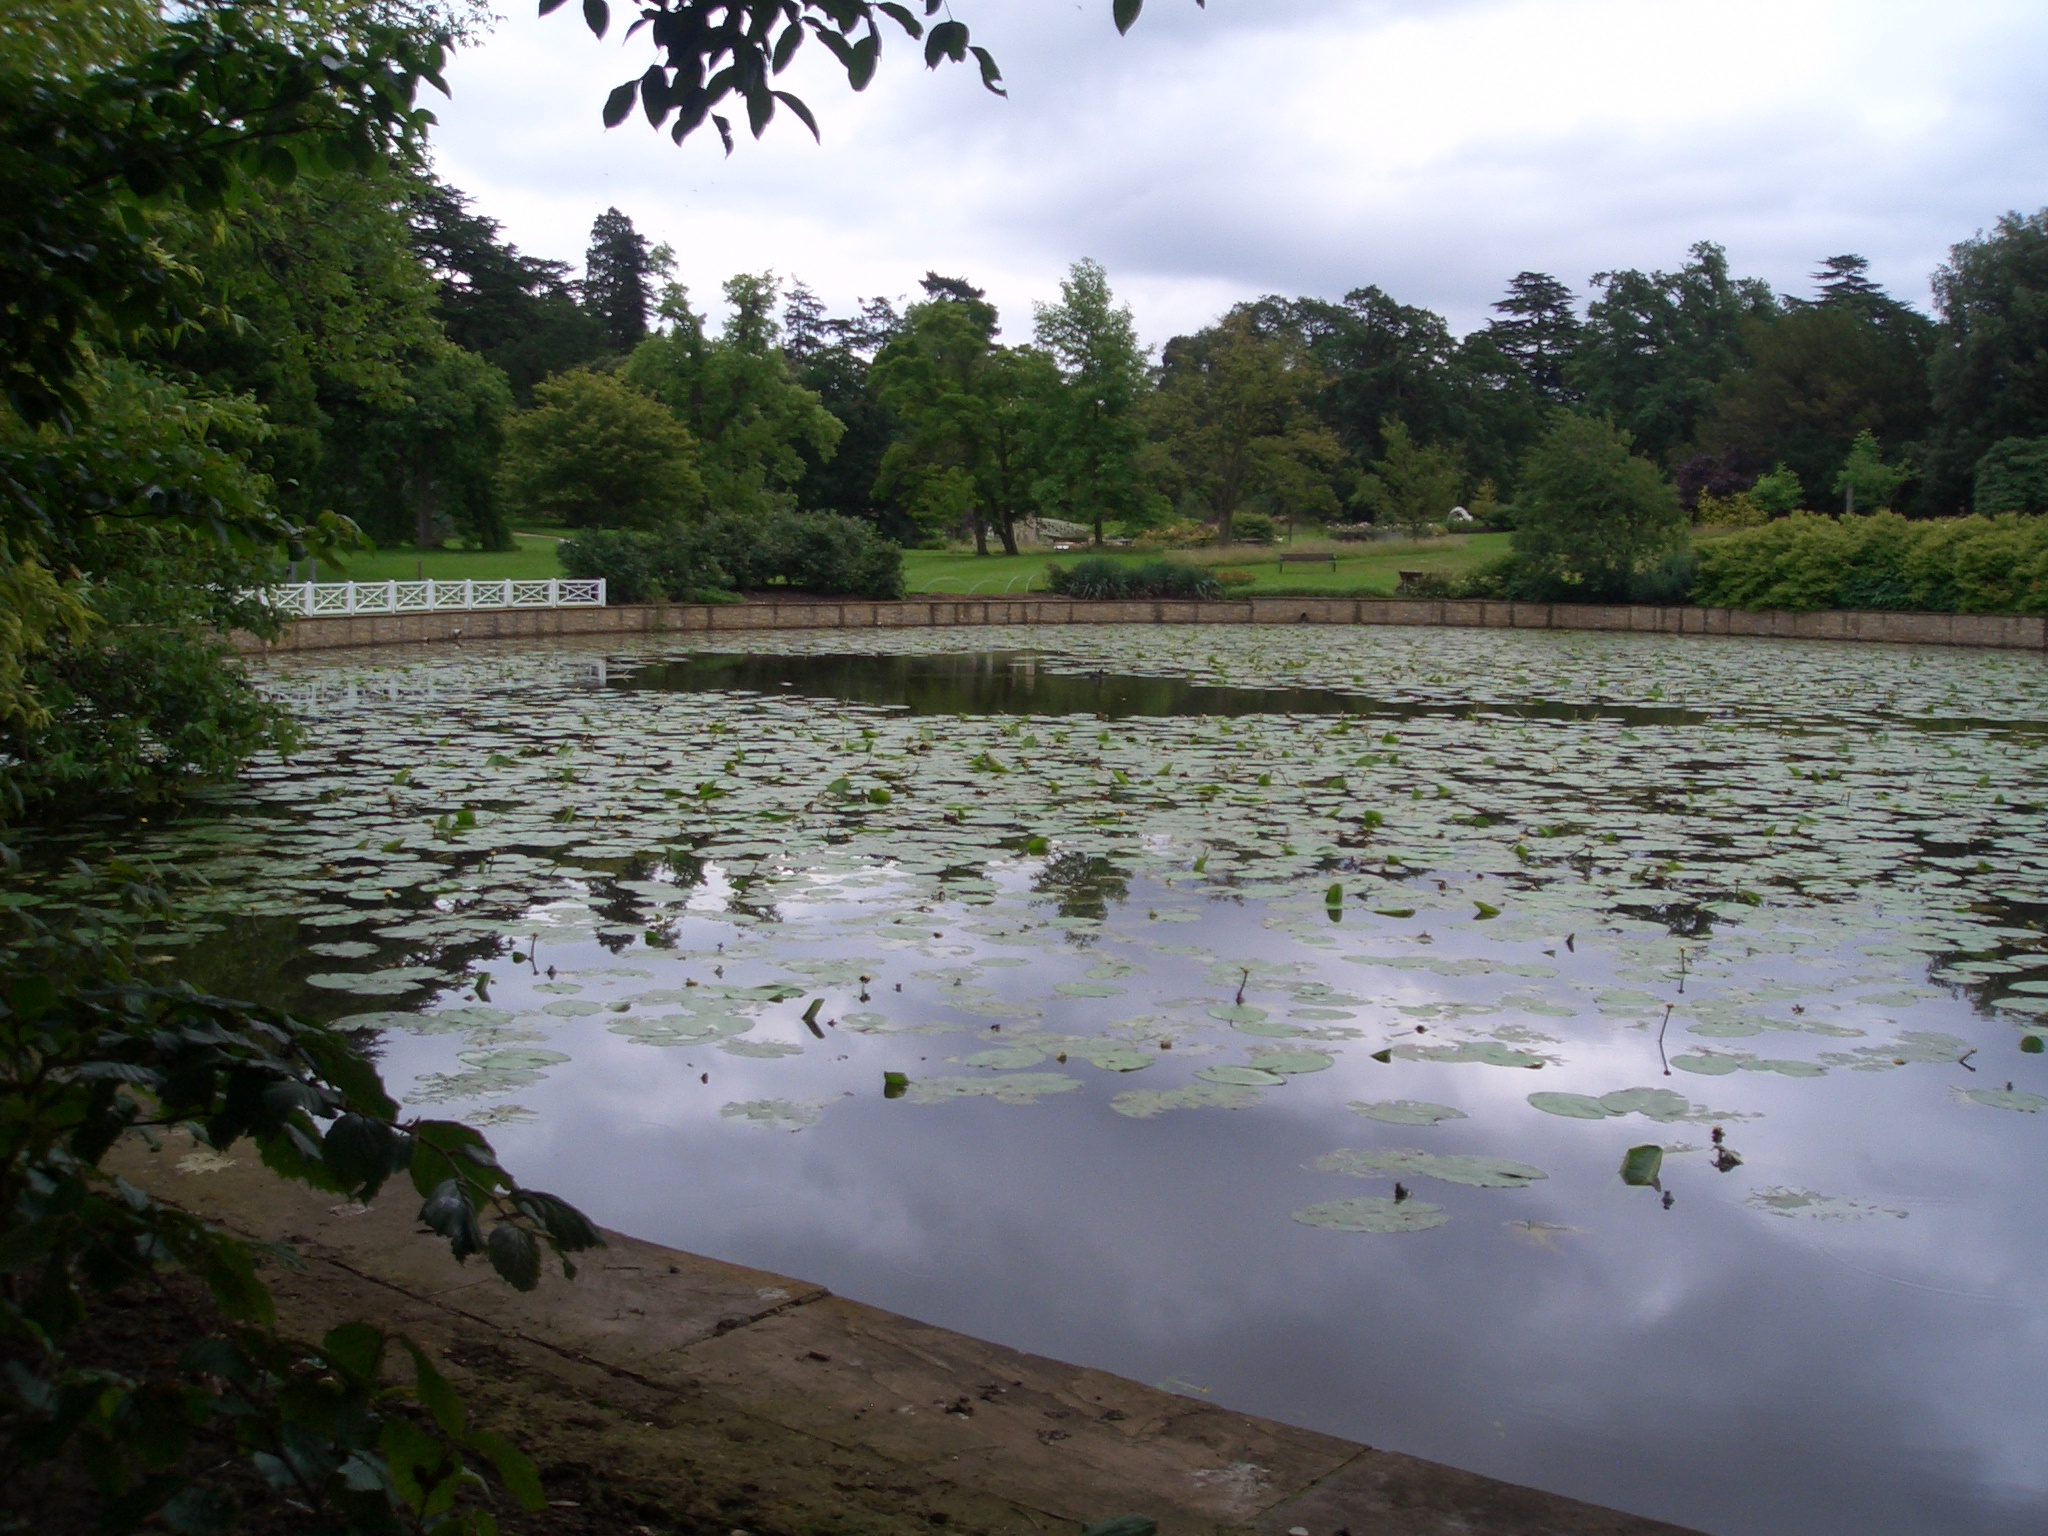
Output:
(270, 578), (606, 617)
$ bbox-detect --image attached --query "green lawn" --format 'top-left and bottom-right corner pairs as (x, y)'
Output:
(315, 532), (566, 582)
(300, 530), (1508, 597)
(903, 535), (1508, 597)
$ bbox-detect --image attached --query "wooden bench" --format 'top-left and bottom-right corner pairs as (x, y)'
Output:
(1277, 551), (1337, 572)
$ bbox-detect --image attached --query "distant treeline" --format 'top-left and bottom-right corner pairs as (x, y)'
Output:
(144, 152), (2048, 559)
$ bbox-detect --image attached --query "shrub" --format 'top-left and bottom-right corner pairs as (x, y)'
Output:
(1044, 557), (1223, 600)
(560, 511), (904, 602)
(1230, 510), (1279, 544)
(1506, 414), (1687, 601)
(1691, 512), (2048, 613)
(1129, 518), (1215, 551)
(1694, 490), (1767, 528)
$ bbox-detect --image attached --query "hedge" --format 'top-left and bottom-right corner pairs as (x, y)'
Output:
(560, 511), (904, 602)
(1690, 512), (2048, 614)
(1043, 557), (1222, 601)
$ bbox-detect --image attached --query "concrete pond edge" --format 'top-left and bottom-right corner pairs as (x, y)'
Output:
(236, 595), (2048, 656)
(116, 1133), (1705, 1536)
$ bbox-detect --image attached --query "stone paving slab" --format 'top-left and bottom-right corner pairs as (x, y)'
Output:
(116, 1132), (1707, 1536)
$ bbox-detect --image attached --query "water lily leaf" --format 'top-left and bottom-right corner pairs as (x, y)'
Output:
(1958, 1085), (2047, 1112)
(1290, 1197), (1449, 1233)
(1313, 1148), (1546, 1188)
(1347, 1099), (1467, 1125)
(1197, 1065), (1286, 1087)
(1111, 1083), (1266, 1117)
(904, 1073), (1080, 1104)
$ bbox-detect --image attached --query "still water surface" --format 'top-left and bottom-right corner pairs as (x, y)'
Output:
(29, 627), (2048, 1536)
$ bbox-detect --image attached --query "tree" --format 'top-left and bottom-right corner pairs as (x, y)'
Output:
(1751, 463), (1806, 515)
(1571, 241), (1777, 466)
(1508, 413), (1686, 601)
(1926, 210), (2048, 512)
(1145, 312), (1343, 544)
(1834, 428), (1912, 512)
(584, 206), (655, 352)
(1033, 258), (1150, 545)
(153, 167), (515, 551)
(0, 0), (448, 432)
(0, 0), (446, 803)
(872, 277), (1053, 554)
(1354, 418), (1464, 537)
(408, 179), (608, 402)
(360, 341), (515, 549)
(622, 272), (845, 517)
(499, 368), (705, 528)
(1974, 436), (2048, 514)
(558, 1), (1203, 153)
(782, 282), (902, 531)
(1689, 256), (1933, 513)
(1481, 272), (1582, 403)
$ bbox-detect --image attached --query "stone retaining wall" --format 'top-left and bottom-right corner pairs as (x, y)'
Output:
(237, 594), (2048, 654)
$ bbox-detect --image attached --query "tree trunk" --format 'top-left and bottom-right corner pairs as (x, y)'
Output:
(413, 464), (439, 549)
(996, 511), (1018, 557)
(972, 510), (989, 556)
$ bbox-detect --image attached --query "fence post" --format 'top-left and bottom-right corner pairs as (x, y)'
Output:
(547, 578), (559, 605)
(463, 579), (474, 610)
(345, 582), (357, 615)
(386, 580), (397, 613)
(596, 578), (607, 607)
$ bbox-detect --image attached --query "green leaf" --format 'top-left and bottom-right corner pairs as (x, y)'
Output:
(883, 1070), (909, 1099)
(511, 1189), (604, 1253)
(471, 1428), (544, 1511)
(322, 1321), (387, 1381)
(876, 1), (925, 37)
(419, 1179), (483, 1260)
(1112, 0), (1145, 34)
(10, 974), (54, 1021)
(924, 18), (968, 66)
(581, 0), (608, 36)
(200, 1238), (274, 1326)
(487, 1222), (542, 1292)
(1473, 900), (1501, 919)
(1619, 1144), (1664, 1188)
(602, 79), (638, 127)
(969, 44), (1005, 94)
(402, 1338), (467, 1436)
(2021, 1034), (2044, 1054)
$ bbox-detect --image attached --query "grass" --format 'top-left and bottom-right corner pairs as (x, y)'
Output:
(903, 534), (1509, 597)
(314, 532), (567, 582)
(298, 529), (1510, 598)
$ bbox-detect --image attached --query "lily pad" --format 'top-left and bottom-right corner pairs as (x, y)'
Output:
(1347, 1099), (1467, 1125)
(904, 1073), (1081, 1105)
(1290, 1197), (1450, 1233)
(1313, 1148), (1546, 1189)
(1197, 1065), (1287, 1087)
(1111, 1083), (1266, 1117)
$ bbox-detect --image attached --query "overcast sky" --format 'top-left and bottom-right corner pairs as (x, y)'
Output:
(428, 0), (2048, 346)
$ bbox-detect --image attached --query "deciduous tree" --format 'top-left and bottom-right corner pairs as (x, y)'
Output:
(499, 368), (705, 528)
(1144, 313), (1342, 544)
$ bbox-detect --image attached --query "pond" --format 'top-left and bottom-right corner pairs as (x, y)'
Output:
(26, 625), (2048, 1536)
